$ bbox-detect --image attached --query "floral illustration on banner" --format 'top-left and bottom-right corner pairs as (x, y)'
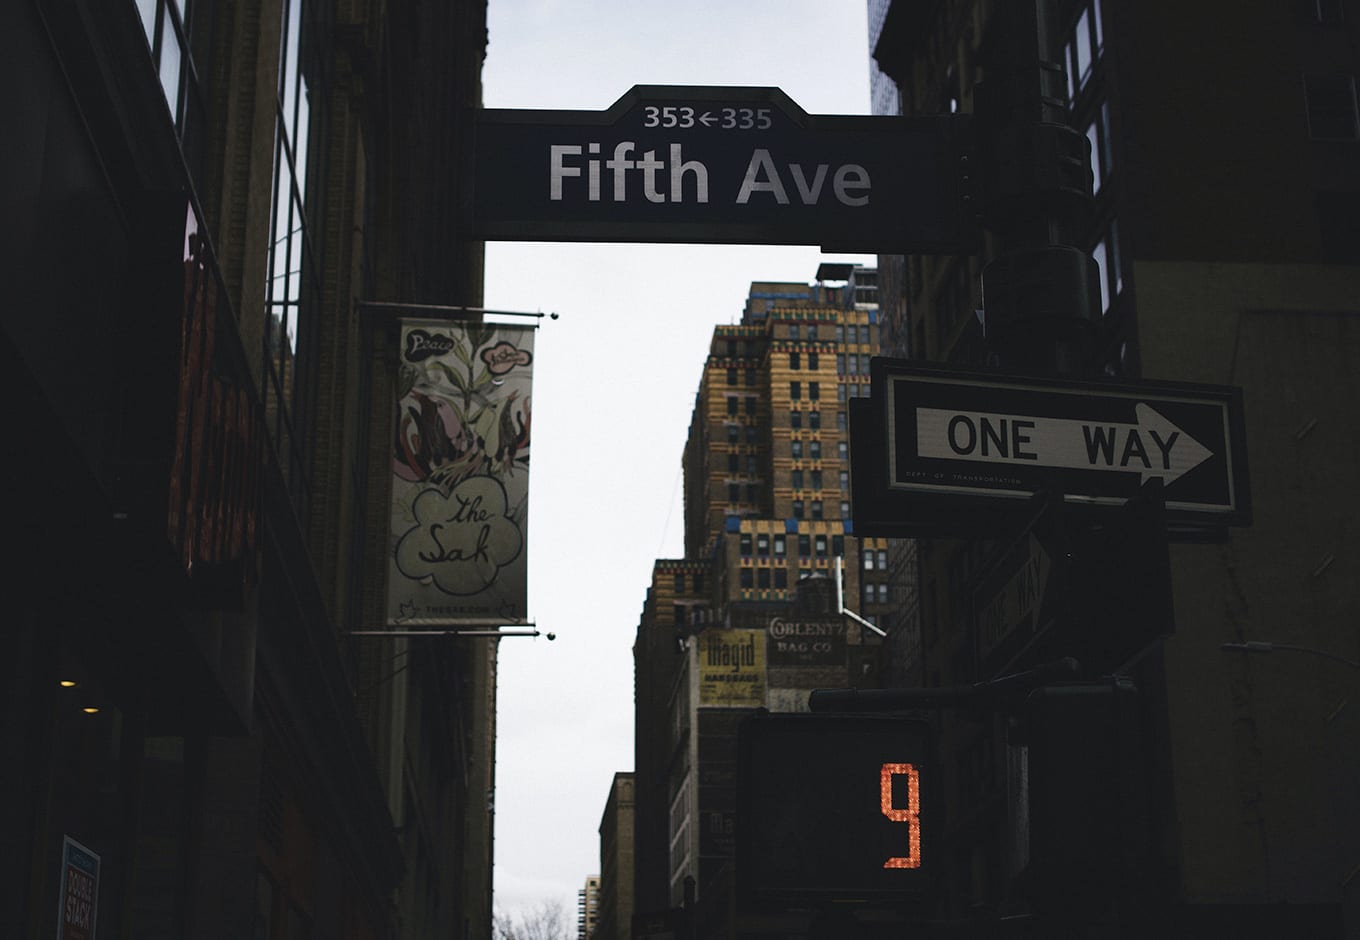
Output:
(390, 324), (532, 612)
(394, 325), (532, 488)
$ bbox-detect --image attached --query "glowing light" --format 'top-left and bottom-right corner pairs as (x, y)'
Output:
(59, 680), (78, 688)
(81, 707), (100, 715)
(880, 762), (921, 869)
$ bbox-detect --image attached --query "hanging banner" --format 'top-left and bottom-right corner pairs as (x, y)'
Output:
(387, 320), (534, 625)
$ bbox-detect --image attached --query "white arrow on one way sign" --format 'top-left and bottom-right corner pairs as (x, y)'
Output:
(916, 403), (1213, 485)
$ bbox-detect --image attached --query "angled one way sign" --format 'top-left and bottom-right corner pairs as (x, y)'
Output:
(853, 361), (1251, 534)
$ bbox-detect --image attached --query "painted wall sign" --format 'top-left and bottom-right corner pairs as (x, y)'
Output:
(697, 629), (766, 707)
(471, 86), (971, 252)
(387, 320), (533, 625)
(765, 617), (847, 667)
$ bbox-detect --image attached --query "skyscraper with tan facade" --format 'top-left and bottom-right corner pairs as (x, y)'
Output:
(632, 265), (896, 935)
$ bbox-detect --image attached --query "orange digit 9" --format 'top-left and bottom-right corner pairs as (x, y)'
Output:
(880, 762), (921, 869)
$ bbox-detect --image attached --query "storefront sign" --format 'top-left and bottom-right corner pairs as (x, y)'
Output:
(58, 836), (99, 940)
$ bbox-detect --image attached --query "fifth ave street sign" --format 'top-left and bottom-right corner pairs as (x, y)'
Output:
(853, 360), (1251, 534)
(469, 86), (972, 252)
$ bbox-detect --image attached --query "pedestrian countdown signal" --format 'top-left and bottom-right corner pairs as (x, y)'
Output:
(736, 712), (933, 902)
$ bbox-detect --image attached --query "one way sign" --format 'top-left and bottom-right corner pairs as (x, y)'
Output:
(913, 402), (1214, 485)
(852, 361), (1251, 536)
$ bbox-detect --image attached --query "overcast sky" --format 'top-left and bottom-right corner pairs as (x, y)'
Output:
(480, 0), (876, 920)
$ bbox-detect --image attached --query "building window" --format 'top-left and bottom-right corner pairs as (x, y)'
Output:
(838, 411), (847, 431)
(674, 573), (686, 593)
(877, 549), (889, 569)
(673, 603), (684, 626)
(791, 411), (802, 429)
(774, 568), (788, 589)
(726, 368), (738, 385)
(136, 0), (214, 179)
(757, 568), (771, 589)
(809, 410), (821, 430)
(798, 535), (811, 557)
(815, 535), (828, 557)
(757, 533), (770, 556)
(727, 453), (739, 473)
(1305, 74), (1360, 139)
(838, 441), (849, 458)
(793, 500), (804, 518)
(878, 583), (890, 604)
(740, 533), (752, 555)
(864, 551), (876, 571)
(863, 583), (876, 605)
(809, 441), (822, 459)
(740, 568), (754, 589)
(774, 535), (786, 557)
(728, 483), (740, 502)
(840, 500), (850, 518)
(812, 501), (823, 520)
(747, 368), (758, 386)
(790, 382), (801, 401)
(809, 382), (820, 400)
(791, 469), (804, 489)
(807, 325), (818, 341)
(835, 325), (845, 343)
(1066, 0), (1104, 100)
(840, 470), (849, 491)
(808, 352), (819, 370)
(791, 441), (803, 459)
(744, 397), (758, 416)
(1086, 101), (1114, 194)
(832, 535), (845, 555)
(1317, 191), (1360, 262)
(747, 455), (758, 474)
(1309, 0), (1346, 24)
(790, 351), (801, 370)
(810, 470), (823, 489)
(789, 324), (800, 341)
(263, 0), (329, 510)
(1093, 220), (1123, 315)
(726, 397), (738, 416)
(726, 424), (739, 443)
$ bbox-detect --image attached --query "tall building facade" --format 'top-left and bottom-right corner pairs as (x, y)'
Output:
(577, 874), (601, 939)
(4, 1), (497, 937)
(870, 0), (1360, 935)
(596, 773), (636, 940)
(633, 267), (896, 935)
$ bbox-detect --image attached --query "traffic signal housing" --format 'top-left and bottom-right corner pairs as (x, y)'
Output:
(736, 711), (936, 905)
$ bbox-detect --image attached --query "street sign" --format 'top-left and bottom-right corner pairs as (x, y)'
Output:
(736, 712), (935, 903)
(976, 529), (1053, 668)
(852, 360), (1250, 536)
(470, 86), (972, 252)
